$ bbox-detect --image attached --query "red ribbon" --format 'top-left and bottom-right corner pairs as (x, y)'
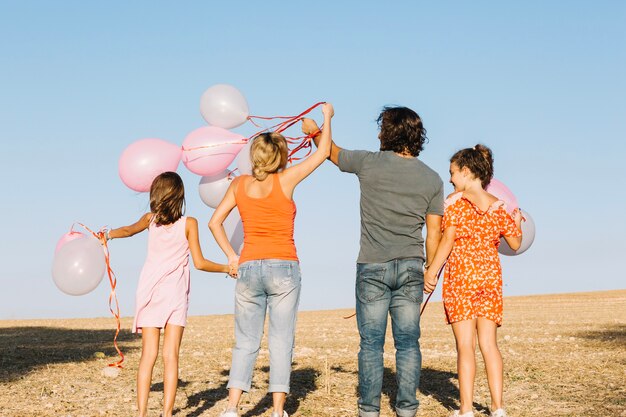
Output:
(182, 102), (325, 166)
(77, 223), (125, 368)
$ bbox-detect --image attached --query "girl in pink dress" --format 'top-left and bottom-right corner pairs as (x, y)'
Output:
(103, 172), (231, 417)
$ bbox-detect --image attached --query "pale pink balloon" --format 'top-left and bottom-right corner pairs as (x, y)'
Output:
(119, 138), (182, 192)
(486, 178), (518, 213)
(55, 231), (86, 254)
(52, 236), (106, 296)
(182, 126), (245, 176)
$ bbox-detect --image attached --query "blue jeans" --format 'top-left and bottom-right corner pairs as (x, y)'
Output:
(356, 258), (424, 417)
(227, 259), (301, 393)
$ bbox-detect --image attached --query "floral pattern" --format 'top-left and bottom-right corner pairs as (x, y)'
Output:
(442, 192), (522, 325)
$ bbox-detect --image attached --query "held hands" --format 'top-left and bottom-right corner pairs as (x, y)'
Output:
(301, 102), (333, 137)
(423, 266), (439, 294)
(227, 254), (239, 279)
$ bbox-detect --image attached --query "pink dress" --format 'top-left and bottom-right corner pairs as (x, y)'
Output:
(132, 216), (190, 333)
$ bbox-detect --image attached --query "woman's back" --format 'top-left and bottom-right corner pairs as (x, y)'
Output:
(235, 174), (298, 264)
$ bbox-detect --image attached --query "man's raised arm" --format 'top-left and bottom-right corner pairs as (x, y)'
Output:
(302, 117), (342, 167)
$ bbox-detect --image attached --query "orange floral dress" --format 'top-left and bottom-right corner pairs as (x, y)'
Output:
(442, 192), (521, 325)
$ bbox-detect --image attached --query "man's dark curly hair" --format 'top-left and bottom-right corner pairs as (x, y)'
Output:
(377, 106), (428, 156)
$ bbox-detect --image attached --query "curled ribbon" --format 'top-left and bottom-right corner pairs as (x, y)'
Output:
(76, 223), (125, 368)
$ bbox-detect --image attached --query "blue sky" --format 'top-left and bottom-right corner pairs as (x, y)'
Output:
(0, 2), (624, 320)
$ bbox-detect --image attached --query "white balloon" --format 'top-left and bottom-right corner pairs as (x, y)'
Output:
(198, 170), (234, 208)
(52, 237), (106, 296)
(236, 140), (253, 175)
(200, 84), (249, 129)
(499, 210), (536, 256)
(223, 207), (244, 255)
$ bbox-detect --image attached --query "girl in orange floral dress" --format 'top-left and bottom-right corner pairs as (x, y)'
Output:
(424, 144), (523, 417)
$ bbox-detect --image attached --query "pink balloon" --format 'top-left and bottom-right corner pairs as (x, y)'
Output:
(181, 126), (245, 176)
(119, 138), (182, 192)
(55, 231), (86, 254)
(486, 178), (518, 213)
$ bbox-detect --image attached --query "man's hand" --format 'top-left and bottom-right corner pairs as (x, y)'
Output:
(423, 267), (439, 294)
(301, 118), (321, 137)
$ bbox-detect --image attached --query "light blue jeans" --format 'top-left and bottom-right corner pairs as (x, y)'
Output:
(227, 259), (301, 394)
(356, 258), (424, 417)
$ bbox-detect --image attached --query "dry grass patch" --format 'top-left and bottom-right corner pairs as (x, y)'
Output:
(1, 290), (624, 416)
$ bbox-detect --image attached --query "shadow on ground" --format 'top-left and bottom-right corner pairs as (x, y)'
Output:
(174, 369), (229, 417)
(178, 365), (318, 417)
(576, 324), (626, 347)
(242, 366), (318, 417)
(331, 365), (490, 415)
(0, 326), (137, 382)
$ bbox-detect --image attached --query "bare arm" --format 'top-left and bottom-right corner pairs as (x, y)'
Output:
(185, 217), (229, 273)
(423, 226), (456, 294)
(279, 103), (334, 198)
(208, 178), (239, 275)
(425, 214), (443, 267)
(303, 117), (343, 167)
(107, 213), (152, 239)
(503, 208), (523, 251)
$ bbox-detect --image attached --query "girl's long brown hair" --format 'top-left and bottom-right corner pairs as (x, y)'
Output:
(149, 172), (185, 225)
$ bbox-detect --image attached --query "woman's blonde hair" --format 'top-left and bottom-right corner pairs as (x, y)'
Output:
(250, 132), (289, 181)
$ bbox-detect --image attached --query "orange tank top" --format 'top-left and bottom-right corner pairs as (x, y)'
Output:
(236, 174), (298, 264)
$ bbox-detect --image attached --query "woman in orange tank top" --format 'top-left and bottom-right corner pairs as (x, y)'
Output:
(209, 103), (334, 417)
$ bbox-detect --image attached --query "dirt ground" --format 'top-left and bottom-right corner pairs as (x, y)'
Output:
(1, 290), (624, 417)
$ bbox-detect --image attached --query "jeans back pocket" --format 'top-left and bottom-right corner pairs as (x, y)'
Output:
(356, 264), (388, 303)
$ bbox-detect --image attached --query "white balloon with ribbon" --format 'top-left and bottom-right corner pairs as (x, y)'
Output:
(499, 209), (536, 256)
(52, 236), (106, 296)
(200, 84), (249, 129)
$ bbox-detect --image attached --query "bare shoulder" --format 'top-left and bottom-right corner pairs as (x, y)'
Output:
(484, 191), (501, 204)
(444, 191), (463, 209)
(141, 212), (154, 224)
(185, 216), (199, 230)
(231, 175), (246, 190)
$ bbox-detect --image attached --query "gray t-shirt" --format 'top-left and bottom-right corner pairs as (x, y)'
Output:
(339, 150), (444, 263)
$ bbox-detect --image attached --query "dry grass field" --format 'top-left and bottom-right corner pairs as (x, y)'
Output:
(1, 290), (624, 417)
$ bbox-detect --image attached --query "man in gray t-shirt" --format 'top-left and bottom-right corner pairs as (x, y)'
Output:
(305, 106), (444, 417)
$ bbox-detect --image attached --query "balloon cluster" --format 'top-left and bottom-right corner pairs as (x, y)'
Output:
(118, 84), (251, 193)
(53, 85), (322, 297)
(485, 179), (536, 256)
(117, 84), (253, 257)
(116, 84), (321, 258)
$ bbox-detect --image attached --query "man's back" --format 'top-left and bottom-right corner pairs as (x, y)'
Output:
(339, 149), (444, 263)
